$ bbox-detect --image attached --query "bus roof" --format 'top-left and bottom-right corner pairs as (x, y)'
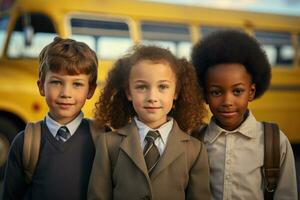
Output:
(8, 0), (300, 32)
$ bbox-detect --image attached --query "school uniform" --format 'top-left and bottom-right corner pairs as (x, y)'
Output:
(204, 111), (297, 200)
(88, 118), (211, 200)
(3, 113), (95, 200)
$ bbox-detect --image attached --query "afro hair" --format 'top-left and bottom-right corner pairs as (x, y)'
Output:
(192, 30), (271, 99)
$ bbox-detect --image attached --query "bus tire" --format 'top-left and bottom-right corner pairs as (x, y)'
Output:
(0, 116), (20, 180)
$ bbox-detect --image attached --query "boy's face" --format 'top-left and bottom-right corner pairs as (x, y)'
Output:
(126, 60), (177, 129)
(206, 63), (255, 131)
(37, 71), (96, 124)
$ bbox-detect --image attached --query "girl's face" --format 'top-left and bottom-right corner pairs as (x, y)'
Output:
(206, 63), (255, 131)
(126, 59), (177, 129)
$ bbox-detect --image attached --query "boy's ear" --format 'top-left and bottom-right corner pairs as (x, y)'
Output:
(87, 84), (97, 99)
(37, 80), (45, 96)
(249, 83), (256, 101)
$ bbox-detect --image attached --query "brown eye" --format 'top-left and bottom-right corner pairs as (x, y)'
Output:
(210, 90), (222, 97)
(73, 82), (84, 87)
(233, 88), (244, 96)
(159, 84), (169, 90)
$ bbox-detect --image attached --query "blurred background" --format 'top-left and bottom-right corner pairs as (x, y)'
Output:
(149, 0), (300, 16)
(0, 0), (299, 198)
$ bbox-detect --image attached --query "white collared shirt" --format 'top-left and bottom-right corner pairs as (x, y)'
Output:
(45, 112), (84, 139)
(204, 111), (297, 200)
(134, 116), (173, 155)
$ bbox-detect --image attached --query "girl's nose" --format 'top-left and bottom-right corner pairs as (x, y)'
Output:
(147, 89), (158, 102)
(222, 93), (233, 107)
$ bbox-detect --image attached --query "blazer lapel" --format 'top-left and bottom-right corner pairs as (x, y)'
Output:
(151, 121), (190, 180)
(118, 121), (149, 179)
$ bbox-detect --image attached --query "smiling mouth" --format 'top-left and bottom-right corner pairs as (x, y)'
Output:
(219, 111), (236, 117)
(57, 103), (73, 108)
(144, 107), (162, 112)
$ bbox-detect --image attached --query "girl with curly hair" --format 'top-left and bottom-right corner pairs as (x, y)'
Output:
(88, 45), (211, 199)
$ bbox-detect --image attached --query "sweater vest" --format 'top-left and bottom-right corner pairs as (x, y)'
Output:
(25, 119), (95, 200)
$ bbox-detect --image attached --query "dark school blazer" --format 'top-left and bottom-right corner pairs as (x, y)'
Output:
(88, 120), (211, 200)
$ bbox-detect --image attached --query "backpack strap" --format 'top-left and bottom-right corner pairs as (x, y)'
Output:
(87, 119), (112, 144)
(87, 119), (99, 143)
(23, 121), (42, 184)
(86, 119), (120, 169)
(191, 124), (208, 142)
(263, 122), (280, 200)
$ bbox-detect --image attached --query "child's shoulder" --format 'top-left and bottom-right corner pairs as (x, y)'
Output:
(175, 124), (205, 152)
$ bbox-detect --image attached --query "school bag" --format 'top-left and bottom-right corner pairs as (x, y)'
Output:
(191, 122), (280, 200)
(22, 119), (104, 184)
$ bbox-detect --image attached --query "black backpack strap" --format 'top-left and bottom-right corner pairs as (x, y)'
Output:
(263, 122), (280, 200)
(191, 124), (208, 142)
(23, 121), (42, 184)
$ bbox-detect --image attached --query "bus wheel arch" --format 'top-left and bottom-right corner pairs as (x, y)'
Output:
(0, 112), (25, 179)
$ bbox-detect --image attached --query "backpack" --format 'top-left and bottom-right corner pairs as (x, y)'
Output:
(191, 122), (280, 200)
(22, 119), (105, 184)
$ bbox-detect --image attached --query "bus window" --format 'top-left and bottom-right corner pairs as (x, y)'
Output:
(254, 31), (293, 67)
(71, 18), (132, 60)
(200, 26), (240, 38)
(141, 21), (191, 59)
(7, 13), (57, 58)
(0, 15), (9, 57)
(298, 34), (300, 60)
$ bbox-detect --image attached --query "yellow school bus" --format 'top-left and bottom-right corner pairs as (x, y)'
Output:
(0, 0), (300, 175)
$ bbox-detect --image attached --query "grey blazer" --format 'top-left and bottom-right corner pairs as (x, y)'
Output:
(88, 120), (211, 200)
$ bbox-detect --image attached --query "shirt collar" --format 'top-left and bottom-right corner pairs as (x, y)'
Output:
(45, 112), (84, 138)
(134, 116), (173, 145)
(205, 110), (258, 143)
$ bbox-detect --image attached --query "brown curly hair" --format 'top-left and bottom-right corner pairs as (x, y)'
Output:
(95, 45), (207, 133)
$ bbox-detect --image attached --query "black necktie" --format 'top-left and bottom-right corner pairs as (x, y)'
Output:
(56, 126), (71, 142)
(143, 130), (160, 175)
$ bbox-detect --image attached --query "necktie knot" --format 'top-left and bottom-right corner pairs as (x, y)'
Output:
(56, 126), (70, 142)
(145, 130), (160, 143)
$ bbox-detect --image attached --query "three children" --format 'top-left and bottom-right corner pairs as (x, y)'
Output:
(3, 37), (98, 200)
(191, 30), (297, 199)
(3, 30), (297, 200)
(88, 45), (211, 199)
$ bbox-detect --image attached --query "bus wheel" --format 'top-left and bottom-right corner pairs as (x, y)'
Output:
(0, 116), (20, 180)
(0, 134), (9, 179)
